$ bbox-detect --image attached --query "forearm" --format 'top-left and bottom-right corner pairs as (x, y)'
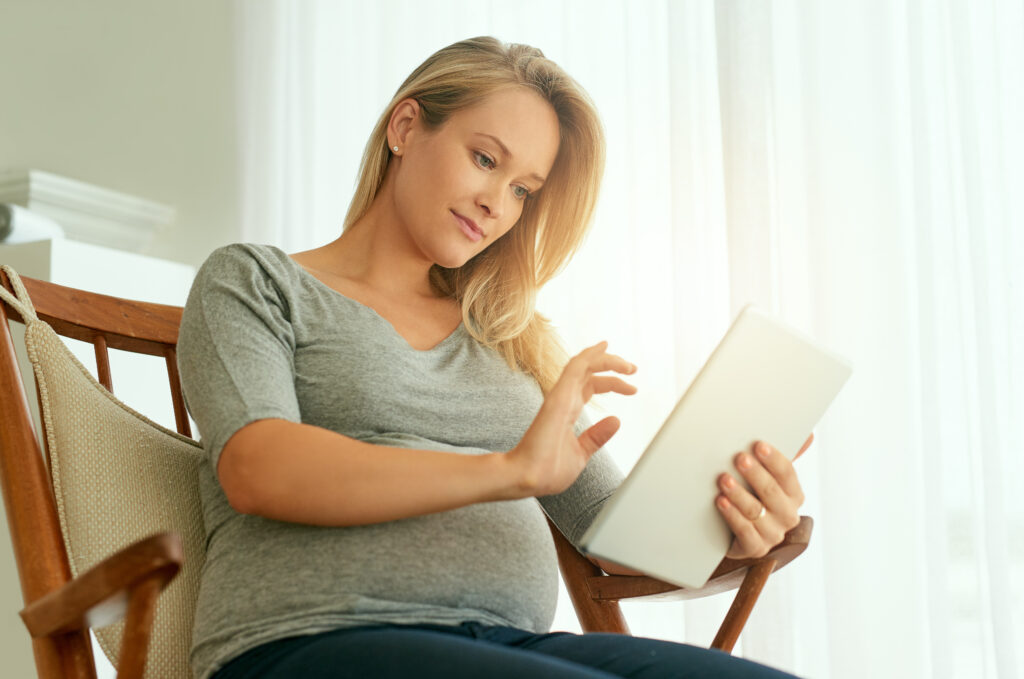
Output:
(223, 419), (529, 526)
(587, 555), (646, 576)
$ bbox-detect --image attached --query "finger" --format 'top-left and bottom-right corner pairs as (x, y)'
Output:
(715, 495), (766, 559)
(577, 342), (636, 374)
(588, 375), (638, 396)
(567, 342), (620, 378)
(578, 416), (621, 455)
(567, 341), (609, 372)
(717, 472), (765, 522)
(725, 537), (752, 560)
(794, 433), (814, 461)
(751, 441), (805, 502)
(719, 482), (788, 550)
(734, 450), (793, 519)
(589, 353), (637, 376)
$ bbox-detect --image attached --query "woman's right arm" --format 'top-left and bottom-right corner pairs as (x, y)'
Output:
(219, 340), (637, 527)
(179, 247), (636, 526)
(218, 418), (529, 525)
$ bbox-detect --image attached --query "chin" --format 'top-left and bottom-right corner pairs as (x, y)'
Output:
(433, 240), (483, 269)
(436, 254), (473, 270)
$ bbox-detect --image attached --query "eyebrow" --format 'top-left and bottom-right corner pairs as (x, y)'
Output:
(474, 132), (547, 184)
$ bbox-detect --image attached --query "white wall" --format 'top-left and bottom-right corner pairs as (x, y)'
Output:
(0, 0), (241, 268)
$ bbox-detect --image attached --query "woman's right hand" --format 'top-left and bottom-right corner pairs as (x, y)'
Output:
(506, 341), (638, 497)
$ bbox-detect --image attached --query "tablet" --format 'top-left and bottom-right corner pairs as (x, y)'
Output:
(577, 303), (852, 589)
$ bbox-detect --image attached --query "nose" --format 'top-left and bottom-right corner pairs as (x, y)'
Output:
(476, 180), (505, 222)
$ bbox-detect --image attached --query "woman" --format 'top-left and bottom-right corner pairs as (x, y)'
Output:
(177, 36), (806, 679)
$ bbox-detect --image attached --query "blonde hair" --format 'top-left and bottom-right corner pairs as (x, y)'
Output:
(343, 36), (606, 396)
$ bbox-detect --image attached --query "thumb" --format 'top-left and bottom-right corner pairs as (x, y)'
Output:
(794, 432), (814, 461)
(578, 416), (621, 456)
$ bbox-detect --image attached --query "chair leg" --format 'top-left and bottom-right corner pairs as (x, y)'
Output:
(710, 558), (778, 654)
(546, 517), (631, 635)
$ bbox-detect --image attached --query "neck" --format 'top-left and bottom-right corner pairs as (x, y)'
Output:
(305, 175), (441, 301)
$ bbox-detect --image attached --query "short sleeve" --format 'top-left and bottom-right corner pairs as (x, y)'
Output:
(176, 244), (302, 472)
(537, 409), (626, 549)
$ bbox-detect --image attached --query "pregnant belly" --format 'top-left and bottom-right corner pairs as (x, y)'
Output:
(198, 496), (561, 634)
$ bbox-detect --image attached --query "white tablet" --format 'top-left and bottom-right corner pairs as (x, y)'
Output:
(578, 304), (852, 589)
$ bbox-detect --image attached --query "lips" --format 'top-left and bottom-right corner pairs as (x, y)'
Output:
(452, 210), (484, 238)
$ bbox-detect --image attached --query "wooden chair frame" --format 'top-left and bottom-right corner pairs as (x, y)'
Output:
(0, 271), (811, 679)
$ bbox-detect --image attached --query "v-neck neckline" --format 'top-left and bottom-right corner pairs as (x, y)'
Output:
(274, 245), (466, 354)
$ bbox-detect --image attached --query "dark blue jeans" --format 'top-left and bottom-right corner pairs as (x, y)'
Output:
(211, 620), (800, 678)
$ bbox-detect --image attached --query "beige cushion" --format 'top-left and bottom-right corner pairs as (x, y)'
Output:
(24, 317), (205, 679)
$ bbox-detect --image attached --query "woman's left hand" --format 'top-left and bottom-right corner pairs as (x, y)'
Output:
(715, 434), (813, 560)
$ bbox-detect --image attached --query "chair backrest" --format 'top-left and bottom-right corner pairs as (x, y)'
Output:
(0, 265), (625, 678)
(0, 266), (204, 679)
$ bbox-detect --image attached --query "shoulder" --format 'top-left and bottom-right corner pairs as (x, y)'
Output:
(182, 244), (301, 340)
(185, 243), (308, 320)
(193, 243), (305, 294)
(197, 242), (291, 277)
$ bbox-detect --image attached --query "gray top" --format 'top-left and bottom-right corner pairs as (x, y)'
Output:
(176, 243), (625, 679)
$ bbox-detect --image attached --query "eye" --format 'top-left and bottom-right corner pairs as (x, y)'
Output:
(473, 151), (496, 170)
(474, 150), (532, 201)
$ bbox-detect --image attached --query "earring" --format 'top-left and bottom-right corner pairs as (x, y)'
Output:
(392, 145), (399, 152)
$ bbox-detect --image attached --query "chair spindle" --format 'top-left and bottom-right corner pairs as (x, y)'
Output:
(92, 335), (113, 394)
(163, 347), (191, 437)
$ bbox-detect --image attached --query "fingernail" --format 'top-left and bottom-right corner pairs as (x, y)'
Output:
(757, 442), (770, 459)
(723, 476), (736, 489)
(717, 496), (730, 510)
(737, 455), (751, 470)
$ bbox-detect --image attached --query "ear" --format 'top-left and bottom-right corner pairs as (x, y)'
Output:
(387, 98), (421, 154)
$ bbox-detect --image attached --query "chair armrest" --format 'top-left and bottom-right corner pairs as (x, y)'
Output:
(586, 516), (813, 602)
(19, 532), (183, 637)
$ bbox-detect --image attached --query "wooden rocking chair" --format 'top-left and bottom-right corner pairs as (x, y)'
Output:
(0, 265), (812, 679)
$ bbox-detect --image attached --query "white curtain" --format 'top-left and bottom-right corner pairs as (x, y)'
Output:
(233, 1), (1024, 676)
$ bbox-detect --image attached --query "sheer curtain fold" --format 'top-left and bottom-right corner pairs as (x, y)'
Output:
(233, 1), (1024, 676)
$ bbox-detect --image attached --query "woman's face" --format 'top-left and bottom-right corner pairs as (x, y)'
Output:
(388, 87), (561, 269)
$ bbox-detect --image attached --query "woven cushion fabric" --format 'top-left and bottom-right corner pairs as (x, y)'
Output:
(24, 318), (205, 679)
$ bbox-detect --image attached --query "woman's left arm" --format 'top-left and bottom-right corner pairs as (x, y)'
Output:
(586, 554), (646, 576)
(716, 434), (814, 560)
(586, 434), (814, 575)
